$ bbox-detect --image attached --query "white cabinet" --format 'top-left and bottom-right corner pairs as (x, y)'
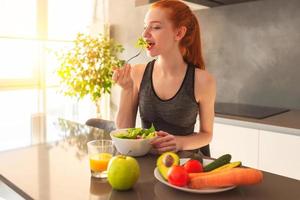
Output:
(259, 130), (300, 180)
(210, 122), (300, 180)
(210, 123), (259, 168)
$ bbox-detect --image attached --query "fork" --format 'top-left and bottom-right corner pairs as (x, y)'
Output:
(126, 49), (143, 64)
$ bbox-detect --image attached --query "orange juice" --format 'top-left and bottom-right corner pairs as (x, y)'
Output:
(89, 153), (113, 172)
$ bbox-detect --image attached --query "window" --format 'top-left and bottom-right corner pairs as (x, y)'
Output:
(48, 0), (93, 40)
(0, 0), (36, 37)
(0, 0), (99, 151)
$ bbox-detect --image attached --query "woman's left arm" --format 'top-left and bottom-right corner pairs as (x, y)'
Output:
(176, 70), (216, 150)
(151, 70), (216, 153)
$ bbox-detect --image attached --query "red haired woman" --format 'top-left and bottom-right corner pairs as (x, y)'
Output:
(113, 0), (216, 156)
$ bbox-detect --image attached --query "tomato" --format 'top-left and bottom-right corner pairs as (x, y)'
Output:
(183, 159), (203, 173)
(167, 165), (189, 187)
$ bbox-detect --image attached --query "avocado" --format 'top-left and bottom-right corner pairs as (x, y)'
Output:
(156, 152), (180, 180)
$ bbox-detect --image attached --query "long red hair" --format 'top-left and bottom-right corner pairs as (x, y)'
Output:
(151, 0), (205, 69)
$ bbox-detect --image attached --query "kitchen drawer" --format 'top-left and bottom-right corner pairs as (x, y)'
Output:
(259, 130), (300, 180)
(211, 123), (259, 168)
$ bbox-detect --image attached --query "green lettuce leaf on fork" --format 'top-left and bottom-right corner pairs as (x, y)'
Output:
(135, 37), (148, 49)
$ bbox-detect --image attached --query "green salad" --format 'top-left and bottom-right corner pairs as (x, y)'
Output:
(135, 37), (148, 49)
(114, 124), (156, 139)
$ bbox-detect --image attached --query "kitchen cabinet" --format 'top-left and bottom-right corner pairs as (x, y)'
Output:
(210, 122), (300, 180)
(259, 130), (300, 180)
(210, 123), (259, 168)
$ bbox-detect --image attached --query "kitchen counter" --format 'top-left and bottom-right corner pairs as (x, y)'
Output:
(0, 119), (299, 200)
(215, 109), (300, 136)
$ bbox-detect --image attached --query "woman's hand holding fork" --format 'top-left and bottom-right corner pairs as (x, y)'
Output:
(112, 64), (134, 90)
(113, 47), (143, 90)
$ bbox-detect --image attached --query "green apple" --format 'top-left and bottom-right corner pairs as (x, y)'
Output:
(107, 155), (140, 190)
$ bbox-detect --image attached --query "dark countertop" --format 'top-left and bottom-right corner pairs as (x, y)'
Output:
(215, 109), (300, 136)
(0, 119), (299, 200)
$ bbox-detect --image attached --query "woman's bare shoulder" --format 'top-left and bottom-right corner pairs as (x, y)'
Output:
(132, 64), (146, 72)
(194, 68), (216, 101)
(195, 68), (215, 84)
(131, 63), (147, 89)
(131, 63), (147, 78)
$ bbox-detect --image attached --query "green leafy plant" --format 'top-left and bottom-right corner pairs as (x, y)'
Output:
(56, 33), (125, 105)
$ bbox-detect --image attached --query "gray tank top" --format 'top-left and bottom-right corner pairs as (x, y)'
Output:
(138, 59), (199, 135)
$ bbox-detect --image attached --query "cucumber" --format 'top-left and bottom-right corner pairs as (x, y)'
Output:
(204, 154), (232, 172)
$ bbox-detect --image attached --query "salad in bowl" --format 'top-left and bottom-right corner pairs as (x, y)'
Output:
(110, 125), (157, 157)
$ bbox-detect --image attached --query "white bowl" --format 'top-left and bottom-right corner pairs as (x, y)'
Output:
(110, 129), (155, 157)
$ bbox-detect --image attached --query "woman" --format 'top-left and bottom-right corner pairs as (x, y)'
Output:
(113, 0), (216, 155)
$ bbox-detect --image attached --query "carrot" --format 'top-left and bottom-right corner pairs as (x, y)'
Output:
(188, 166), (234, 179)
(188, 172), (213, 179)
(189, 167), (263, 189)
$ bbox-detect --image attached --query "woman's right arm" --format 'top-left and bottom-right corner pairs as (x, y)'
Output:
(113, 64), (139, 128)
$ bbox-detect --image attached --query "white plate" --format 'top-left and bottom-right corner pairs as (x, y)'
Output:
(154, 158), (236, 194)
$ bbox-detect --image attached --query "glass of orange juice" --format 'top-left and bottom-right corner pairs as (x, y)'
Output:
(87, 140), (115, 178)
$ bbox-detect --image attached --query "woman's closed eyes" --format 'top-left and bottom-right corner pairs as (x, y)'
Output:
(144, 24), (162, 31)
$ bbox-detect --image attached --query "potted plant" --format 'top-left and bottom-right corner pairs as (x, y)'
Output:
(55, 32), (125, 117)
